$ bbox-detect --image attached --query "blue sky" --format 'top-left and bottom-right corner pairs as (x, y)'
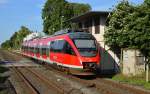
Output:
(0, 0), (144, 45)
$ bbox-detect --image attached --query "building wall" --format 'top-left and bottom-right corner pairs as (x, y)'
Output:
(92, 16), (105, 44)
(79, 15), (120, 73)
(122, 49), (145, 76)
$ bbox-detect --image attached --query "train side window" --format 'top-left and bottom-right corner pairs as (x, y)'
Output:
(42, 48), (46, 55)
(34, 47), (36, 53)
(23, 46), (24, 51)
(56, 40), (65, 52)
(22, 46), (24, 51)
(31, 47), (34, 53)
(30, 47), (32, 53)
(50, 41), (55, 52)
(28, 46), (30, 52)
(26, 47), (28, 52)
(28, 47), (30, 52)
(46, 47), (49, 56)
(21, 46), (23, 51)
(25, 46), (27, 52)
(50, 40), (65, 53)
(33, 47), (35, 53)
(35, 47), (38, 53)
(27, 47), (29, 52)
(42, 45), (46, 55)
(40, 46), (42, 55)
(46, 44), (50, 56)
(64, 42), (76, 55)
(37, 47), (40, 53)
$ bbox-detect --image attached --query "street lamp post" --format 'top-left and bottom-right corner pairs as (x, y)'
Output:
(61, 16), (64, 30)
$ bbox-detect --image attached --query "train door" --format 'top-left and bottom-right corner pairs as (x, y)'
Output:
(33, 43), (36, 58)
(41, 46), (47, 60)
(63, 41), (78, 67)
(35, 45), (40, 59)
(33, 46), (35, 58)
(39, 43), (43, 60)
(50, 40), (65, 65)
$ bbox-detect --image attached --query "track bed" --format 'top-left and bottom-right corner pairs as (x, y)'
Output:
(0, 49), (150, 94)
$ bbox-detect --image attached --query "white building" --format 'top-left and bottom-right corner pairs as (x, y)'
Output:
(69, 11), (120, 73)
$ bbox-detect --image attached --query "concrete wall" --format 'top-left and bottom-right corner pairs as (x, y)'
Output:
(122, 49), (145, 76)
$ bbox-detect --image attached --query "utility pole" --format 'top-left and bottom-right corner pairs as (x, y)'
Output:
(145, 57), (149, 82)
(61, 15), (64, 30)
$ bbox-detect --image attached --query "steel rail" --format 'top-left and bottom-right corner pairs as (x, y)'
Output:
(24, 67), (65, 94)
(11, 67), (39, 94)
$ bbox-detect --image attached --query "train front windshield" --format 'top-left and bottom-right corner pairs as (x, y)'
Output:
(73, 39), (97, 57)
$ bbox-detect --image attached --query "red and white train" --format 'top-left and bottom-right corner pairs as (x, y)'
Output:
(21, 29), (100, 75)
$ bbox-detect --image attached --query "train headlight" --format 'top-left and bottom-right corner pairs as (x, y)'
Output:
(83, 62), (97, 69)
(89, 63), (96, 68)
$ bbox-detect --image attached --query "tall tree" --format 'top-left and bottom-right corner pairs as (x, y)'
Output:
(10, 26), (32, 49)
(139, 0), (150, 82)
(1, 26), (32, 49)
(70, 3), (91, 17)
(42, 0), (91, 35)
(104, 1), (135, 49)
(104, 0), (150, 81)
(1, 40), (11, 49)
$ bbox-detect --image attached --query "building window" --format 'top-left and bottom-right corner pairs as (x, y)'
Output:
(94, 17), (100, 34)
(78, 22), (82, 28)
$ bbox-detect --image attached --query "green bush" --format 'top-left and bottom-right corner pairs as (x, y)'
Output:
(112, 73), (150, 90)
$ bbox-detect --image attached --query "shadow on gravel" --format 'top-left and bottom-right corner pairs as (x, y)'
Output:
(74, 75), (97, 80)
(96, 73), (117, 78)
(0, 60), (10, 85)
(0, 60), (14, 65)
(0, 66), (9, 73)
(0, 60), (16, 94)
(95, 69), (118, 78)
(0, 76), (9, 83)
(0, 76), (10, 91)
(73, 73), (117, 80)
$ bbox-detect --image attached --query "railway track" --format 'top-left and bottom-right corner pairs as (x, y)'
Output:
(10, 66), (66, 94)
(10, 67), (39, 94)
(1, 49), (150, 94)
(22, 67), (65, 94)
(0, 50), (67, 94)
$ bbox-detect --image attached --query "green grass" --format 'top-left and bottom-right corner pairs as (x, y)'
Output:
(112, 73), (150, 90)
